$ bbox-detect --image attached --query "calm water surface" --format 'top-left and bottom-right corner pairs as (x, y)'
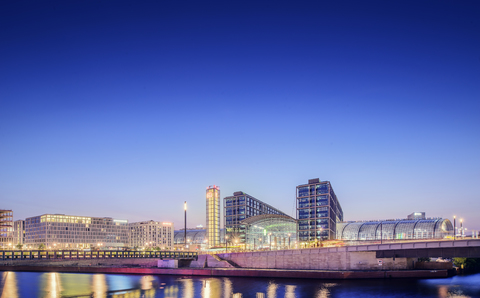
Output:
(1, 271), (479, 298)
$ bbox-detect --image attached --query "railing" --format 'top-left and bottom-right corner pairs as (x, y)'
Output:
(0, 250), (198, 261)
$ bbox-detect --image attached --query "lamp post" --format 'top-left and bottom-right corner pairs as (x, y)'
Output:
(288, 233), (291, 249)
(460, 219), (463, 239)
(184, 201), (187, 250)
(225, 235), (228, 253)
(454, 216), (456, 241)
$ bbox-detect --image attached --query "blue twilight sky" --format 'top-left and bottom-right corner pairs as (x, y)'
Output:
(1, 1), (479, 230)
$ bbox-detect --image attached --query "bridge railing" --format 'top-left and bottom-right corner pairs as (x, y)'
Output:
(0, 250), (198, 261)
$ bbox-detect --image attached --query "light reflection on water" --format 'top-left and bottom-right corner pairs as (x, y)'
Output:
(0, 271), (479, 298)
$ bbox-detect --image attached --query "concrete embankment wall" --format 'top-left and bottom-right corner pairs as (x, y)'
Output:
(1, 249), (415, 271)
(0, 258), (160, 268)
(212, 249), (415, 271)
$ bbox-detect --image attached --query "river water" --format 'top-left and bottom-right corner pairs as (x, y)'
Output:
(1, 271), (479, 298)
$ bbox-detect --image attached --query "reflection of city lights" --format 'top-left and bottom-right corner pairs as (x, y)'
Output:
(92, 274), (107, 298)
(164, 284), (179, 298)
(45, 272), (62, 298)
(437, 285), (448, 297)
(2, 272), (19, 298)
(315, 283), (336, 298)
(267, 282), (278, 298)
(285, 285), (296, 298)
(223, 278), (232, 298)
(202, 280), (211, 298)
(140, 275), (155, 290)
(182, 278), (194, 298)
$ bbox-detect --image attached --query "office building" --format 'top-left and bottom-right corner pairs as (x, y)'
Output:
(224, 191), (288, 244)
(206, 185), (220, 247)
(128, 220), (174, 249)
(25, 214), (128, 249)
(0, 209), (14, 249)
(296, 178), (344, 243)
(14, 220), (25, 245)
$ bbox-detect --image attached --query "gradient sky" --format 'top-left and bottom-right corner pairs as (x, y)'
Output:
(1, 1), (479, 231)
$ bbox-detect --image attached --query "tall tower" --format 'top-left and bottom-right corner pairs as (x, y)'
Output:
(206, 185), (220, 247)
(296, 178), (343, 243)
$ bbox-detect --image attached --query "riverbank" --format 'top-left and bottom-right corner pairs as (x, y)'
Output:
(0, 265), (452, 279)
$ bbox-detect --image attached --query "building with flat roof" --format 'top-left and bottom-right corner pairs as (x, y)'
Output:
(14, 220), (25, 246)
(296, 179), (344, 243)
(128, 220), (174, 249)
(0, 210), (13, 249)
(206, 185), (220, 248)
(224, 191), (288, 245)
(25, 214), (128, 249)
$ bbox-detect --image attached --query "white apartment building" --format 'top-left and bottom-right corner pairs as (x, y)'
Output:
(25, 214), (128, 249)
(128, 220), (174, 249)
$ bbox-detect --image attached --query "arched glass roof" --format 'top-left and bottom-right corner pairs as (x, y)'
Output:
(337, 218), (453, 241)
(241, 214), (297, 250)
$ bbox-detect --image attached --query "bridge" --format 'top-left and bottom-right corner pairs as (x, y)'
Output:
(208, 239), (480, 271)
(307, 239), (480, 258)
(0, 250), (197, 261)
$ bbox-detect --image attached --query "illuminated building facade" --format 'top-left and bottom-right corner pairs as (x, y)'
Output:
(173, 228), (226, 250)
(296, 178), (344, 242)
(242, 214), (297, 250)
(128, 220), (174, 249)
(0, 209), (14, 249)
(224, 191), (288, 244)
(14, 220), (25, 245)
(24, 214), (128, 249)
(337, 216), (453, 240)
(206, 185), (220, 247)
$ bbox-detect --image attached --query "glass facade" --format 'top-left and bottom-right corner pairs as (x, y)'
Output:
(296, 179), (344, 242)
(206, 185), (220, 247)
(24, 214), (129, 249)
(174, 228), (225, 246)
(337, 218), (454, 240)
(242, 214), (297, 250)
(224, 192), (287, 244)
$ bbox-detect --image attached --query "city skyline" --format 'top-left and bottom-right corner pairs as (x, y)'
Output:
(1, 1), (479, 230)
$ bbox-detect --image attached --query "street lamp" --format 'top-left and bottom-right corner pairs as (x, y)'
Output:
(225, 235), (228, 253)
(288, 233), (291, 249)
(454, 216), (456, 241)
(184, 201), (187, 250)
(461, 219), (463, 239)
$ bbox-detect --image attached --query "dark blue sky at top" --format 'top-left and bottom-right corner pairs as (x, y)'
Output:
(1, 1), (479, 229)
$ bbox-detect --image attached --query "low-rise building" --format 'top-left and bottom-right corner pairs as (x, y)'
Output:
(128, 221), (174, 249)
(25, 214), (128, 249)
